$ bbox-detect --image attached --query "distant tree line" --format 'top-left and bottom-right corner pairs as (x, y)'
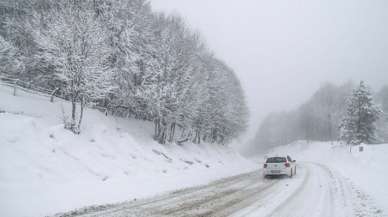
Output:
(374, 85), (388, 143)
(253, 82), (388, 150)
(0, 0), (248, 144)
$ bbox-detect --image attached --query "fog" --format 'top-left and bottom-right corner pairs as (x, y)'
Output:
(151, 0), (388, 139)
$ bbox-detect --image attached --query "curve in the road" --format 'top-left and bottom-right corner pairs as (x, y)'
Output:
(53, 163), (386, 217)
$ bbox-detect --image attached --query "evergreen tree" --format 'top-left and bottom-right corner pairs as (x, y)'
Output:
(253, 82), (352, 149)
(340, 81), (382, 145)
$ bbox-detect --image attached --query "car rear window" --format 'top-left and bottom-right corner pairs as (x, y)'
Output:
(266, 157), (286, 163)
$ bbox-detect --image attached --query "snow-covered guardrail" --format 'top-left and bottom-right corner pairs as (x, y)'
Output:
(0, 74), (127, 116)
(0, 74), (62, 100)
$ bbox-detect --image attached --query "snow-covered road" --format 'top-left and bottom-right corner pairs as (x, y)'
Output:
(237, 163), (384, 217)
(53, 163), (385, 217)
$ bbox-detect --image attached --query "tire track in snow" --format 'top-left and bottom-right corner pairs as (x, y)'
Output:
(52, 162), (386, 217)
(264, 163), (351, 217)
(53, 170), (269, 217)
(229, 164), (310, 217)
(263, 163), (385, 217)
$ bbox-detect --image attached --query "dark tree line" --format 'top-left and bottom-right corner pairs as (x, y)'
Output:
(0, 0), (248, 144)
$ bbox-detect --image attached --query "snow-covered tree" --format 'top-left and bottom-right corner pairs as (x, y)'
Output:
(253, 82), (353, 149)
(0, 35), (24, 75)
(2, 0), (249, 144)
(30, 1), (114, 133)
(95, 0), (153, 112)
(340, 81), (382, 145)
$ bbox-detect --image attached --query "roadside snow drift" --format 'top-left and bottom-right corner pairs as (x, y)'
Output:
(0, 84), (256, 217)
(267, 141), (388, 214)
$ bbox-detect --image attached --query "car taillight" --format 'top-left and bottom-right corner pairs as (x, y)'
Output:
(264, 163), (267, 168)
(285, 163), (290, 167)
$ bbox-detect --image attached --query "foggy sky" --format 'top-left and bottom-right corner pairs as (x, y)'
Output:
(150, 0), (388, 140)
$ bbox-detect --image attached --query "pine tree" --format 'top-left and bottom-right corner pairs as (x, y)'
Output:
(340, 81), (382, 145)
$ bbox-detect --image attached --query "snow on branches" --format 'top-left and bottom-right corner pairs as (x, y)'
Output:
(340, 81), (382, 145)
(1, 0), (248, 143)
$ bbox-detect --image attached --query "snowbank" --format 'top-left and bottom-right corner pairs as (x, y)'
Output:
(0, 84), (256, 217)
(266, 141), (388, 213)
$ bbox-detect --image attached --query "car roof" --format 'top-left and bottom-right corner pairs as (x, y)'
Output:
(266, 155), (288, 158)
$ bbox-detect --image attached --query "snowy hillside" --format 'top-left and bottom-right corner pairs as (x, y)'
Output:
(0, 84), (256, 217)
(265, 141), (388, 214)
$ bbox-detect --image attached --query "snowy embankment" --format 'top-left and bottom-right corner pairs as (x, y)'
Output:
(0, 84), (256, 217)
(266, 141), (388, 214)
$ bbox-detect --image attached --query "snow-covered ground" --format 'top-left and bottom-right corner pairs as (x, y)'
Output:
(0, 84), (256, 217)
(265, 141), (388, 215)
(2, 83), (387, 217)
(40, 148), (387, 217)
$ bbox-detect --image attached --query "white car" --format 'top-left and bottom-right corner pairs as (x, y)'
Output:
(263, 156), (296, 178)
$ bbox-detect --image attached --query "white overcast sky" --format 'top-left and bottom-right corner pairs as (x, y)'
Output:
(150, 0), (388, 139)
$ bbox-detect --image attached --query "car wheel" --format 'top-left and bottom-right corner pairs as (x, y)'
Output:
(294, 166), (297, 175)
(289, 169), (293, 178)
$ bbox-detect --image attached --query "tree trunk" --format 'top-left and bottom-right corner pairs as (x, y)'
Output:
(180, 127), (186, 139)
(192, 130), (197, 143)
(13, 85), (17, 96)
(169, 122), (176, 142)
(154, 118), (161, 140)
(50, 88), (59, 102)
(159, 126), (167, 144)
(77, 96), (85, 133)
(163, 128), (167, 144)
(211, 128), (218, 143)
(193, 129), (201, 144)
(219, 135), (225, 145)
(71, 97), (77, 130)
(154, 118), (158, 138)
(154, 118), (168, 144)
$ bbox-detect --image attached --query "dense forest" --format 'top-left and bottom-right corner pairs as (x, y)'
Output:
(0, 0), (248, 145)
(253, 82), (388, 151)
